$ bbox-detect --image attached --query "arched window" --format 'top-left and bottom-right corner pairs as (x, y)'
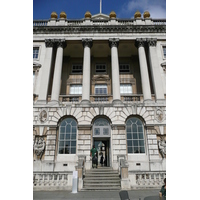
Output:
(58, 118), (77, 154)
(126, 117), (145, 154)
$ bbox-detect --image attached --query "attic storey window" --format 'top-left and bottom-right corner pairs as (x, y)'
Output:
(33, 47), (39, 59)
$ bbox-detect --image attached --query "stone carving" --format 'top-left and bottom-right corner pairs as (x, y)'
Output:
(109, 38), (119, 48)
(55, 39), (67, 48)
(39, 109), (48, 123)
(135, 38), (146, 48)
(34, 137), (46, 160)
(155, 108), (165, 122)
(158, 138), (166, 158)
(45, 39), (55, 47)
(82, 38), (93, 48)
(146, 38), (157, 47)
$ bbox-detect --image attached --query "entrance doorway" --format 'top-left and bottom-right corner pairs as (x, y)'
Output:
(93, 118), (111, 167)
(94, 139), (109, 167)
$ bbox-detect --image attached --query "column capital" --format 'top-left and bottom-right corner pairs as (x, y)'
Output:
(109, 38), (119, 48)
(82, 38), (93, 48)
(55, 39), (67, 48)
(45, 39), (55, 48)
(146, 38), (157, 47)
(135, 38), (146, 48)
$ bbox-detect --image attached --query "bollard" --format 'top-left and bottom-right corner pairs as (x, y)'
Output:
(71, 171), (78, 193)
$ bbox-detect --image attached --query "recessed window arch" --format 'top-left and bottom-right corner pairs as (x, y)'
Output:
(58, 117), (77, 154)
(126, 117), (145, 154)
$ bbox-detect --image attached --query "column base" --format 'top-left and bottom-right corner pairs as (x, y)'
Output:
(48, 100), (60, 106)
(80, 99), (91, 107)
(35, 100), (48, 105)
(112, 99), (123, 106)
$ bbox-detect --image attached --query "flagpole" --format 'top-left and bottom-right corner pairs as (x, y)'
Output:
(100, 0), (102, 13)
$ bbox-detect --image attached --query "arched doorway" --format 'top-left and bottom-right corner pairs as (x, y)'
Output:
(92, 118), (111, 167)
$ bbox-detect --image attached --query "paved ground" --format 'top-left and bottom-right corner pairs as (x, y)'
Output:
(33, 189), (160, 200)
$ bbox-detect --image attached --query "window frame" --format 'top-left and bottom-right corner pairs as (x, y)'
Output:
(161, 44), (166, 60)
(33, 46), (40, 60)
(71, 64), (83, 74)
(119, 64), (130, 73)
(95, 64), (107, 74)
(58, 118), (77, 155)
(126, 117), (146, 154)
(120, 84), (132, 94)
(70, 84), (82, 95)
(94, 84), (108, 95)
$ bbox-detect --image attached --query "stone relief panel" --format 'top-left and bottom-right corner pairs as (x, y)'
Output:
(33, 136), (46, 160)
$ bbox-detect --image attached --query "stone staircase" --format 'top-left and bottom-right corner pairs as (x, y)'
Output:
(82, 167), (121, 191)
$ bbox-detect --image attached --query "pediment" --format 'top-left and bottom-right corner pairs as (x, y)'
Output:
(91, 13), (109, 20)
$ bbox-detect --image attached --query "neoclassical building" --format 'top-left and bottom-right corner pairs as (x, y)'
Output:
(33, 10), (166, 190)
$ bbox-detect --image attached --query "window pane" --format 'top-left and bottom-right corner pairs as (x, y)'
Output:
(133, 140), (138, 146)
(60, 127), (65, 134)
(134, 147), (140, 153)
(71, 141), (76, 147)
(138, 133), (144, 139)
(127, 140), (132, 146)
(59, 141), (64, 146)
(71, 148), (76, 154)
(132, 124), (137, 133)
(128, 147), (132, 153)
(133, 133), (138, 139)
(59, 134), (65, 140)
(127, 133), (132, 139)
(139, 140), (144, 146)
(140, 147), (145, 153)
(59, 147), (64, 154)
(65, 133), (70, 139)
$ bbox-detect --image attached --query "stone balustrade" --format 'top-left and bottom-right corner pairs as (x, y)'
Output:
(33, 172), (70, 190)
(33, 19), (166, 27)
(129, 171), (166, 188)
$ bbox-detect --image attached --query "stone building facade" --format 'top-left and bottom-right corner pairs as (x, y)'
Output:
(33, 10), (166, 190)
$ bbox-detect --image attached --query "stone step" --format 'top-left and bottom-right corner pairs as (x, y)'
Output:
(84, 183), (121, 186)
(84, 179), (121, 183)
(82, 168), (121, 191)
(81, 186), (121, 191)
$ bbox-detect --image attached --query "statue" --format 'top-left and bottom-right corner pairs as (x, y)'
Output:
(158, 138), (166, 158)
(34, 137), (46, 160)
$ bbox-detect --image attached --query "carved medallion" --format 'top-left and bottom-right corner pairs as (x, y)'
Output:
(155, 108), (165, 122)
(39, 109), (48, 123)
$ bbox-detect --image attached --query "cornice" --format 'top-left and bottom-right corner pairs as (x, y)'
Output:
(33, 25), (166, 34)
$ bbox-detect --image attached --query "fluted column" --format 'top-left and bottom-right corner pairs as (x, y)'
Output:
(81, 38), (93, 104)
(109, 38), (121, 104)
(135, 38), (152, 101)
(50, 39), (66, 103)
(147, 38), (165, 101)
(37, 39), (54, 104)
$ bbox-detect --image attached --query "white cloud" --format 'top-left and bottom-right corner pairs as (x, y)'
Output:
(119, 0), (166, 18)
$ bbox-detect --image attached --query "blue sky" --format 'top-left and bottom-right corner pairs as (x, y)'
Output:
(33, 0), (166, 20)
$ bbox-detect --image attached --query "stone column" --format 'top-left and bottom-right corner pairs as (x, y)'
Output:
(37, 39), (54, 104)
(81, 38), (93, 104)
(50, 39), (66, 104)
(147, 38), (165, 101)
(135, 38), (152, 101)
(109, 38), (121, 104)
